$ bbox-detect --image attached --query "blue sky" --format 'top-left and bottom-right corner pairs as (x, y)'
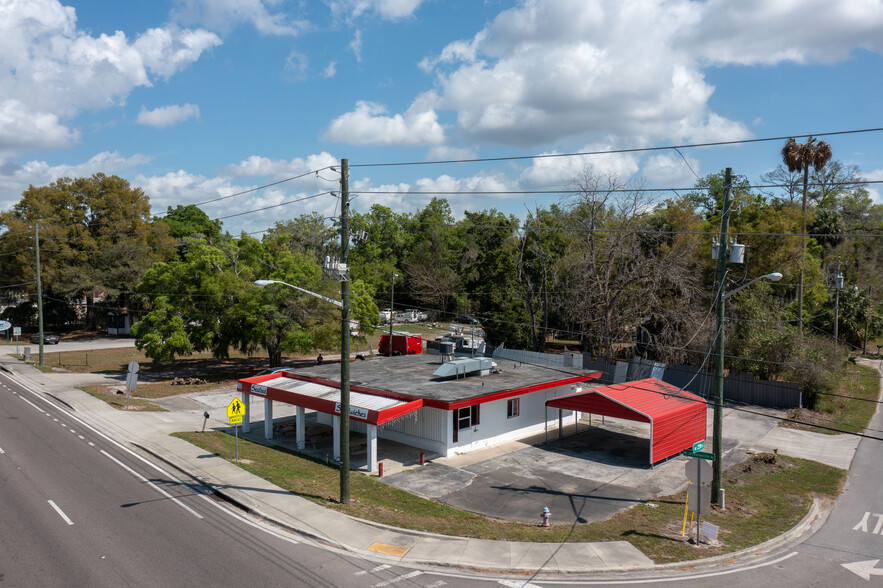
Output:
(2, 0), (883, 235)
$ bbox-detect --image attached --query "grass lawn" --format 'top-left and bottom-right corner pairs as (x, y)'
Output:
(785, 362), (882, 435)
(79, 379), (238, 411)
(176, 430), (844, 563)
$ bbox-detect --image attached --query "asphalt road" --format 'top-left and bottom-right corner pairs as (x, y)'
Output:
(0, 371), (432, 588)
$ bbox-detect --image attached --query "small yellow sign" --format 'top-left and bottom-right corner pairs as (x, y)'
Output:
(227, 397), (245, 421)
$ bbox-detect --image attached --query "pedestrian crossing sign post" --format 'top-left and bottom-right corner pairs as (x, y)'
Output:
(226, 398), (246, 461)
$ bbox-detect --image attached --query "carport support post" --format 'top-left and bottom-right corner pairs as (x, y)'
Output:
(712, 167), (733, 506)
(367, 424), (378, 474)
(241, 391), (250, 433)
(296, 406), (305, 450)
(264, 398), (273, 440)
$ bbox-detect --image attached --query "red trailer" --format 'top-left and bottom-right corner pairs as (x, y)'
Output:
(379, 332), (423, 355)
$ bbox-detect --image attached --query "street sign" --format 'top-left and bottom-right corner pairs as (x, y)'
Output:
(692, 440), (705, 452)
(226, 397), (246, 421)
(13, 327), (21, 336)
(0, 320), (10, 331)
(682, 449), (715, 461)
(128, 360), (140, 374)
(125, 371), (139, 390)
(688, 484), (712, 515)
(685, 458), (712, 485)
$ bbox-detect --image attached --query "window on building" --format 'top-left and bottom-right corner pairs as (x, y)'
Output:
(507, 398), (520, 418)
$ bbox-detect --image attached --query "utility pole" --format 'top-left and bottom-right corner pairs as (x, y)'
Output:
(339, 158), (351, 504)
(35, 224), (44, 366)
(712, 167), (733, 506)
(389, 273), (396, 358)
(864, 286), (873, 354)
(834, 258), (842, 341)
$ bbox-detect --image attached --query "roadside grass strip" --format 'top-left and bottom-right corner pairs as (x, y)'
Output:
(176, 430), (845, 563)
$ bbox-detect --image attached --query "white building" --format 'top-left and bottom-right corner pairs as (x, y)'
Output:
(237, 353), (601, 474)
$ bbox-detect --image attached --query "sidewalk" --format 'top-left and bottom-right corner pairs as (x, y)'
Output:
(0, 354), (857, 575)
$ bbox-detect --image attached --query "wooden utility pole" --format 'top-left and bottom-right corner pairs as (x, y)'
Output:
(339, 159), (351, 504)
(35, 224), (45, 366)
(712, 167), (733, 506)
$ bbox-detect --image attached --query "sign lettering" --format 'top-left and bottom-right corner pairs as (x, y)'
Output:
(251, 383), (267, 396)
(334, 403), (369, 420)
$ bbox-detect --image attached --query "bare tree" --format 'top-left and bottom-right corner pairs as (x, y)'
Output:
(556, 170), (702, 362)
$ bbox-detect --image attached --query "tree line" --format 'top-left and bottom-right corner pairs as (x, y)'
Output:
(0, 145), (881, 405)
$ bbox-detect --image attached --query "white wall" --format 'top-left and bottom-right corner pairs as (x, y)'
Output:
(445, 385), (576, 456)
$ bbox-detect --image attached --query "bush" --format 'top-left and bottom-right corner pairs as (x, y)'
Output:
(784, 336), (847, 410)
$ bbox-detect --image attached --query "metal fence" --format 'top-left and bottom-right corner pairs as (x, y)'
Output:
(489, 343), (801, 409)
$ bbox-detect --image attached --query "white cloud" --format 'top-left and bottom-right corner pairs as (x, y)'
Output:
(225, 152), (339, 185)
(284, 51), (309, 81)
(350, 29), (363, 62)
(425, 146), (478, 162)
(324, 61), (338, 78)
(865, 168), (883, 204)
(414, 0), (883, 150)
(0, 0), (219, 150)
(642, 153), (701, 188)
(171, 0), (309, 36)
(0, 99), (79, 151)
(324, 98), (446, 145)
(133, 27), (222, 78)
(137, 103), (200, 128)
(325, 0), (424, 21)
(520, 147), (641, 189)
(0, 151), (151, 210)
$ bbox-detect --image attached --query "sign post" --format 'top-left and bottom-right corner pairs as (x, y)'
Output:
(685, 457), (713, 544)
(125, 361), (139, 409)
(13, 326), (20, 355)
(226, 397), (245, 461)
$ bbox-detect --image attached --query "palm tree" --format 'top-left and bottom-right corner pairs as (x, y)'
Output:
(781, 136), (832, 332)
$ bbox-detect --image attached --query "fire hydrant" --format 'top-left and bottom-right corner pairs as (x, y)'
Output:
(541, 506), (550, 527)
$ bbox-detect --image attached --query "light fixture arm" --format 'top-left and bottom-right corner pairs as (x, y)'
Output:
(254, 279), (344, 308)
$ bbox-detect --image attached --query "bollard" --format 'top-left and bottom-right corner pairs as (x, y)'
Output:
(420, 452), (425, 465)
(719, 488), (725, 510)
(378, 462), (384, 477)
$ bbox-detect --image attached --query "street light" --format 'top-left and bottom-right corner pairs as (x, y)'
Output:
(712, 270), (782, 504)
(389, 272), (398, 358)
(255, 277), (352, 503)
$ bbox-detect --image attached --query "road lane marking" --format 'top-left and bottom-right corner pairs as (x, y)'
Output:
(371, 571), (421, 587)
(17, 395), (45, 413)
(853, 512), (883, 534)
(100, 450), (203, 519)
(78, 435), (85, 440)
(355, 564), (391, 576)
(48, 500), (74, 525)
(0, 446), (5, 454)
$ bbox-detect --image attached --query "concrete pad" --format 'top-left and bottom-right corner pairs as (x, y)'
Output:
(457, 537), (522, 568)
(751, 427), (859, 469)
(589, 541), (654, 568)
(382, 463), (475, 498)
(402, 537), (468, 564)
(547, 543), (606, 570)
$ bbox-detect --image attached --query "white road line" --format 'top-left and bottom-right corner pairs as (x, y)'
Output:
(47, 500), (74, 525)
(88, 442), (95, 447)
(498, 581), (543, 588)
(100, 450), (203, 519)
(425, 582), (446, 588)
(17, 394), (46, 413)
(192, 491), (301, 546)
(0, 446), (5, 454)
(355, 564), (391, 576)
(78, 435), (85, 440)
(372, 571), (422, 587)
(6, 375), (189, 482)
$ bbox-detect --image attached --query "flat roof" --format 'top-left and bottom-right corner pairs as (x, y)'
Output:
(288, 353), (598, 408)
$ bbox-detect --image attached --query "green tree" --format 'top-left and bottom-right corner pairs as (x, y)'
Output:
(161, 204), (223, 242)
(0, 174), (174, 328)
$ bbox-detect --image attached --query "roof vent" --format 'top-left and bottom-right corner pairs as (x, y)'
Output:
(433, 357), (494, 379)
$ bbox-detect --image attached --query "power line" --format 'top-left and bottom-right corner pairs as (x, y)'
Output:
(350, 126), (883, 168)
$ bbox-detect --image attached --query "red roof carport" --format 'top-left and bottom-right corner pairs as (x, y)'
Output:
(545, 378), (707, 465)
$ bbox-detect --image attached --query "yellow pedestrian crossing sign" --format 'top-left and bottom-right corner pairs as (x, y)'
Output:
(227, 397), (245, 424)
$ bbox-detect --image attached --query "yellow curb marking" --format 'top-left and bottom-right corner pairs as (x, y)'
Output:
(368, 542), (410, 556)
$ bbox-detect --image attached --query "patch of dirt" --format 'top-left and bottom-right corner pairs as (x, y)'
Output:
(782, 407), (823, 428)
